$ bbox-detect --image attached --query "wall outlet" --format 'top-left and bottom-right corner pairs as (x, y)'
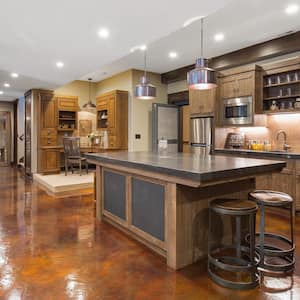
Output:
(135, 134), (141, 139)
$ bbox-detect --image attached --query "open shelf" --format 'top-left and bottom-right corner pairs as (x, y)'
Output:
(264, 80), (300, 88)
(57, 128), (75, 132)
(264, 94), (300, 101)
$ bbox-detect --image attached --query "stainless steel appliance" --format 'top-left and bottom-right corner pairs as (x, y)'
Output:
(224, 132), (245, 149)
(222, 96), (253, 126)
(190, 117), (213, 155)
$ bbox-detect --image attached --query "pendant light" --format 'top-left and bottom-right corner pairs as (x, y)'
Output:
(82, 78), (96, 111)
(135, 49), (156, 100)
(187, 18), (217, 90)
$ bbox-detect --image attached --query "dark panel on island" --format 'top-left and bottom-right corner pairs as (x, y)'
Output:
(132, 177), (165, 241)
(104, 170), (126, 220)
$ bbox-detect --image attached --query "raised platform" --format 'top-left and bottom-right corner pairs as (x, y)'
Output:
(33, 172), (95, 196)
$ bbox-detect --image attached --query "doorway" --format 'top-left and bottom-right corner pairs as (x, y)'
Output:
(0, 112), (11, 166)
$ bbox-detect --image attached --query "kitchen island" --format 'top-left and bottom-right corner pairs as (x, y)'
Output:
(85, 151), (285, 270)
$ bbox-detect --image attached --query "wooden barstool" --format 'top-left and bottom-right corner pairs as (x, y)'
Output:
(248, 190), (295, 274)
(208, 199), (259, 290)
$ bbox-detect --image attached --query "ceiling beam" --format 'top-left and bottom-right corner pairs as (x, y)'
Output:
(161, 31), (300, 84)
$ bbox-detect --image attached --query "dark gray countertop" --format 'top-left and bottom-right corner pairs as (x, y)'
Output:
(214, 148), (300, 160)
(85, 151), (286, 183)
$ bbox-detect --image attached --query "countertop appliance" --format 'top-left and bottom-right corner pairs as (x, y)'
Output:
(224, 132), (245, 149)
(222, 96), (253, 126)
(190, 116), (213, 155)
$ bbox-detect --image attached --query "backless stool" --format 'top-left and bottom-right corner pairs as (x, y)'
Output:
(248, 190), (295, 274)
(208, 199), (259, 290)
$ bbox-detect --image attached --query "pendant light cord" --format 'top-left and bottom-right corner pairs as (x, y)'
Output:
(89, 81), (91, 102)
(144, 50), (147, 78)
(201, 18), (204, 57)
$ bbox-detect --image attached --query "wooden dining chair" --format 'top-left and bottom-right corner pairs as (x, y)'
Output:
(63, 137), (88, 176)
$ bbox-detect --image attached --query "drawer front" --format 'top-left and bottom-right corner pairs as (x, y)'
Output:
(41, 128), (57, 137)
(57, 98), (78, 111)
(40, 135), (57, 146)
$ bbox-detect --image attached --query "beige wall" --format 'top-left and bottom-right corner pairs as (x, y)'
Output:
(96, 70), (132, 95)
(55, 80), (96, 108)
(131, 70), (168, 151)
(0, 102), (14, 162)
(54, 70), (168, 152)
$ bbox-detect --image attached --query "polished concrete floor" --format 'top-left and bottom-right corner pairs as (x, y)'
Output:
(0, 167), (300, 299)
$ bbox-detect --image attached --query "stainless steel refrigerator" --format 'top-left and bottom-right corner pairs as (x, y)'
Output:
(190, 117), (213, 155)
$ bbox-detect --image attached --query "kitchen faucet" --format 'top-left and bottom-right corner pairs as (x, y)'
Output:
(276, 130), (291, 151)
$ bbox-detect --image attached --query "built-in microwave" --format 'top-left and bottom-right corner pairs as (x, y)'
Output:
(222, 96), (253, 126)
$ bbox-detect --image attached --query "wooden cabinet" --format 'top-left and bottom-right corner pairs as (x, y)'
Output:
(189, 88), (216, 115)
(56, 96), (78, 131)
(40, 93), (57, 147)
(96, 90), (128, 150)
(40, 149), (60, 174)
(57, 96), (78, 111)
(218, 65), (263, 120)
(181, 105), (190, 153)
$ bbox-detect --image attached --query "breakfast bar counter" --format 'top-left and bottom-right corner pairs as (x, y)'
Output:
(86, 151), (285, 270)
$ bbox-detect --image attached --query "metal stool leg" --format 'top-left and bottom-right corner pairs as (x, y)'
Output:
(259, 204), (265, 269)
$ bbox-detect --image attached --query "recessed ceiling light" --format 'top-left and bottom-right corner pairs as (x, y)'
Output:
(0, 91), (3, 95)
(285, 4), (299, 14)
(214, 33), (225, 41)
(183, 15), (203, 28)
(4, 83), (10, 88)
(169, 51), (178, 59)
(140, 45), (147, 51)
(98, 28), (110, 39)
(11, 73), (19, 78)
(56, 61), (64, 68)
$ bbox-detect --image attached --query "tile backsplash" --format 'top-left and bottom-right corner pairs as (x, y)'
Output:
(215, 114), (300, 152)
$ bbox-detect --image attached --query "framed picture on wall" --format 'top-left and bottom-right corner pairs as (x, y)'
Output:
(79, 120), (92, 136)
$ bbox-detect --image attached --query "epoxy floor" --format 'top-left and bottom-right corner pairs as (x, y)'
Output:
(0, 167), (300, 299)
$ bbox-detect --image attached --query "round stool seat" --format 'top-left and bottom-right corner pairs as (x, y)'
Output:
(210, 199), (258, 216)
(249, 190), (293, 206)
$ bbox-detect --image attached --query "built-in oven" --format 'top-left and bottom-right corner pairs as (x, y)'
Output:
(222, 96), (253, 126)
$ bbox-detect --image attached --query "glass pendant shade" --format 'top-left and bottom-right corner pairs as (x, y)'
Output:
(187, 58), (217, 90)
(135, 75), (156, 100)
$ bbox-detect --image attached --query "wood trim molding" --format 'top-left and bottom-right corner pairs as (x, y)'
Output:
(168, 91), (189, 105)
(13, 99), (18, 166)
(161, 31), (300, 84)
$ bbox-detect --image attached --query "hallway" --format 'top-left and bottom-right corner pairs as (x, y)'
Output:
(0, 167), (300, 299)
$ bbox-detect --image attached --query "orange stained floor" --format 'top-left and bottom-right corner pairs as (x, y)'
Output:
(0, 167), (300, 300)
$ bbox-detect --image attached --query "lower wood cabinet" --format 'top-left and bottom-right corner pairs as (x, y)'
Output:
(40, 149), (60, 174)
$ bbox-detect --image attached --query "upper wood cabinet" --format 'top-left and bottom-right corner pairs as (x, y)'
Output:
(189, 88), (216, 115)
(96, 90), (128, 149)
(39, 93), (56, 133)
(57, 96), (78, 111)
(218, 65), (263, 114)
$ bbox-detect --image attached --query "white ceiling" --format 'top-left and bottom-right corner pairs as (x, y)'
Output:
(0, 0), (231, 101)
(0, 0), (299, 101)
